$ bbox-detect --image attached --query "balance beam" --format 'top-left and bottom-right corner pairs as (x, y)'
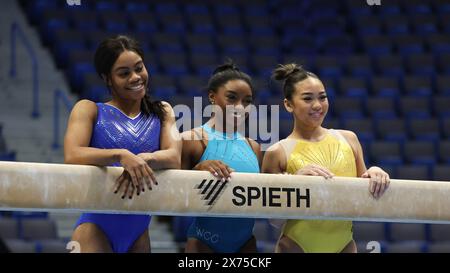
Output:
(0, 161), (449, 224)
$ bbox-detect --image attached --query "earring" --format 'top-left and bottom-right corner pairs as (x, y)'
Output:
(210, 100), (215, 104)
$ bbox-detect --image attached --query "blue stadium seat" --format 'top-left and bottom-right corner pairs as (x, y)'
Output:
(384, 15), (410, 36)
(405, 54), (436, 76)
(366, 97), (397, 119)
(374, 55), (404, 78)
(83, 85), (109, 102)
(39, 9), (70, 44)
(427, 34), (450, 54)
(345, 55), (373, 78)
(399, 97), (431, 119)
(178, 75), (207, 97)
(185, 34), (216, 55)
(435, 76), (450, 97)
(371, 76), (401, 98)
(314, 56), (343, 78)
(433, 97), (450, 118)
(331, 97), (365, 119)
(247, 35), (280, 56)
(370, 141), (404, 166)
(403, 0), (433, 15)
(25, 0), (59, 25)
(410, 15), (439, 35)
(338, 77), (368, 98)
(125, 1), (150, 13)
(341, 118), (375, 142)
(151, 33), (184, 54)
(154, 2), (180, 15)
(150, 74), (178, 99)
(438, 141), (450, 164)
(184, 3), (210, 15)
(442, 117), (450, 139)
(159, 14), (187, 34)
(216, 14), (244, 35)
(71, 10), (99, 32)
(283, 35), (316, 55)
(378, 1), (402, 15)
(396, 164), (430, 180)
(129, 13), (159, 34)
(407, 118), (440, 142)
(217, 34), (248, 55)
(250, 54), (280, 77)
(403, 141), (437, 167)
(187, 14), (216, 35)
(95, 0), (120, 12)
(100, 11), (130, 33)
(403, 76), (433, 97)
(245, 16), (275, 36)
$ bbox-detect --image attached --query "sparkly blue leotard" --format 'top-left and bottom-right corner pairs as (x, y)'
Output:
(75, 103), (160, 253)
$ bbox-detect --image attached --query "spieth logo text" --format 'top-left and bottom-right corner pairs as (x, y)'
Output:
(195, 179), (311, 209)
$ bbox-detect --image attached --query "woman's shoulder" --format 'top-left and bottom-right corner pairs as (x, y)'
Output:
(72, 99), (98, 117)
(265, 139), (290, 157)
(335, 129), (359, 142)
(181, 127), (206, 142)
(74, 99), (97, 108)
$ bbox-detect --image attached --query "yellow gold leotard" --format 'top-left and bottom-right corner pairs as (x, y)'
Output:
(280, 129), (357, 253)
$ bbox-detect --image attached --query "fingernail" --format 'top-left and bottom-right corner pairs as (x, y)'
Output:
(214, 172), (218, 176)
(222, 178), (225, 183)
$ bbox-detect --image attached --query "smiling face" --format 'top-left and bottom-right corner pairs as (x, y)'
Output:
(209, 79), (253, 131)
(284, 76), (329, 128)
(107, 50), (148, 101)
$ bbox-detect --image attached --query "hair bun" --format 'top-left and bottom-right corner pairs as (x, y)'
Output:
(272, 63), (302, 81)
(212, 59), (240, 75)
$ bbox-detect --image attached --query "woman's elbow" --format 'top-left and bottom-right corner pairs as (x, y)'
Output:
(64, 149), (81, 165)
(167, 150), (181, 169)
(64, 154), (75, 164)
(171, 155), (181, 169)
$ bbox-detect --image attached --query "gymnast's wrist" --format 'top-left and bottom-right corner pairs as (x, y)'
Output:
(138, 152), (154, 164)
(116, 149), (132, 162)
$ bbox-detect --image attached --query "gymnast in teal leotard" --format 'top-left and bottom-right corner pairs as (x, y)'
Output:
(181, 61), (262, 253)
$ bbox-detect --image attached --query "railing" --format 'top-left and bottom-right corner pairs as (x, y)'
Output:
(52, 89), (74, 149)
(9, 22), (40, 118)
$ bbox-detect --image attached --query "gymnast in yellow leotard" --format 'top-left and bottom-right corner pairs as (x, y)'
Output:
(262, 64), (391, 253)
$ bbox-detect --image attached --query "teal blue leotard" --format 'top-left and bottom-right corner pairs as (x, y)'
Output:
(187, 124), (260, 252)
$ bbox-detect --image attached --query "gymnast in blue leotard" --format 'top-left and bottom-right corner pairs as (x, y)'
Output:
(64, 35), (181, 253)
(181, 61), (262, 253)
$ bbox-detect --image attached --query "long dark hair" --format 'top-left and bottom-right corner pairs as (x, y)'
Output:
(94, 35), (166, 121)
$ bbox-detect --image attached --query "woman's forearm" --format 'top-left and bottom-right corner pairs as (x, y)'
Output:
(64, 147), (128, 166)
(140, 149), (181, 170)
